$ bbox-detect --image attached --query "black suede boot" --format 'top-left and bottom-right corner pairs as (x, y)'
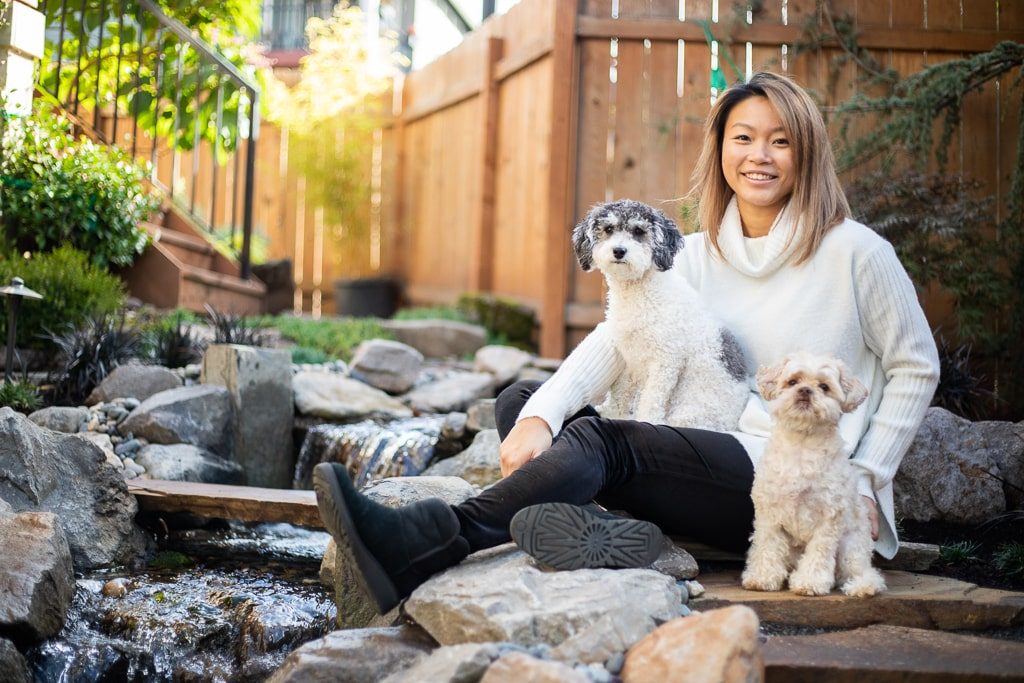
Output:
(313, 462), (470, 613)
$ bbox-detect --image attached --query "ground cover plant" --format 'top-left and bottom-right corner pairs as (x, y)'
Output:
(258, 314), (393, 362)
(0, 380), (43, 413)
(903, 517), (1024, 592)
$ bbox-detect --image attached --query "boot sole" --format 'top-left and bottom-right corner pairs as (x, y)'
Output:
(313, 463), (401, 614)
(510, 502), (664, 570)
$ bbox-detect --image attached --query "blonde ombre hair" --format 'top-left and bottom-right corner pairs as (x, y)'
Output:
(690, 71), (850, 264)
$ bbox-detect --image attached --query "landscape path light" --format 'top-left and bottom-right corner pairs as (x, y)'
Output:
(1, 276), (43, 384)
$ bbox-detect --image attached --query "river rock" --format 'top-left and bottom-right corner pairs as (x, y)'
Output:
(27, 406), (90, 434)
(402, 372), (496, 414)
(380, 319), (488, 358)
(293, 371), (413, 420)
(0, 637), (31, 683)
(86, 363), (182, 405)
(474, 346), (534, 386)
(466, 399), (497, 433)
(481, 652), (588, 683)
(118, 385), (234, 459)
(0, 511), (75, 644)
(651, 541), (700, 581)
(203, 344), (294, 488)
(267, 626), (436, 683)
(422, 430), (502, 487)
(894, 408), (1011, 523)
(621, 606), (763, 683)
(134, 444), (245, 484)
(328, 476), (479, 629)
(405, 544), (681, 664)
(350, 340), (424, 394)
(0, 408), (147, 569)
(382, 643), (498, 683)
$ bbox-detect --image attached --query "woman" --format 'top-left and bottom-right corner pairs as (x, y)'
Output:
(313, 71), (940, 615)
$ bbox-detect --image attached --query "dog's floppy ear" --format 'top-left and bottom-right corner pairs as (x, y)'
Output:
(756, 361), (786, 401)
(836, 360), (868, 413)
(651, 210), (683, 272)
(572, 211), (595, 271)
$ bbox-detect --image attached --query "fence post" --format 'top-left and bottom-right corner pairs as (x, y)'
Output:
(540, 0), (580, 358)
(468, 36), (503, 293)
(0, 0), (45, 118)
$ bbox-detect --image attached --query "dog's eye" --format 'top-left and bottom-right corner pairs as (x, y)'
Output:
(787, 379), (798, 386)
(819, 383), (829, 392)
(632, 227), (645, 237)
(603, 225), (615, 235)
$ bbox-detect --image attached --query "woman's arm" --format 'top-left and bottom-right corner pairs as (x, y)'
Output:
(851, 242), (940, 495)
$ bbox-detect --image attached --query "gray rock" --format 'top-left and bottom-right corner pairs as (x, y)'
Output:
(0, 498), (10, 515)
(651, 541), (700, 580)
(382, 643), (498, 683)
(402, 372), (496, 413)
(267, 626), (436, 683)
(441, 412), (468, 440)
(27, 406), (89, 434)
(474, 346), (534, 386)
(482, 652), (589, 683)
(894, 408), (1009, 524)
(114, 438), (145, 457)
(380, 319), (488, 358)
(202, 345), (294, 488)
(516, 367), (554, 384)
(0, 511), (75, 643)
(86, 363), (182, 405)
(405, 544), (682, 664)
(328, 476), (478, 629)
(350, 340), (424, 394)
(877, 542), (941, 572)
(0, 637), (31, 683)
(134, 444), (245, 484)
(466, 399), (497, 433)
(0, 408), (147, 569)
(423, 430), (502, 487)
(119, 385), (234, 458)
(293, 371), (413, 420)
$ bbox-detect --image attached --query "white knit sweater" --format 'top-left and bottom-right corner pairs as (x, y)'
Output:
(520, 198), (940, 558)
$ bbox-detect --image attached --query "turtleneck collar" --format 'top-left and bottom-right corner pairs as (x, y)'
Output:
(716, 197), (805, 278)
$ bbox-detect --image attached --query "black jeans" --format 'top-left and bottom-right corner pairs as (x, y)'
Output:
(452, 380), (756, 553)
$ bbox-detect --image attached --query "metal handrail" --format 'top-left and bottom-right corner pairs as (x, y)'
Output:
(37, 0), (259, 278)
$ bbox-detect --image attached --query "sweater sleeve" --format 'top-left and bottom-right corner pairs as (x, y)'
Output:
(851, 242), (940, 492)
(516, 322), (624, 435)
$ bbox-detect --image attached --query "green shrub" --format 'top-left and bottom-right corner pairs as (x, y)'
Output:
(141, 310), (205, 368)
(261, 314), (392, 362)
(938, 540), (981, 564)
(0, 246), (125, 349)
(994, 542), (1024, 578)
(290, 345), (330, 364)
(393, 305), (466, 322)
(0, 380), (42, 413)
(456, 293), (536, 350)
(0, 113), (160, 268)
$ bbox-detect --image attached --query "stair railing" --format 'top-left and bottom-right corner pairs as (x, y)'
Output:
(37, 0), (259, 278)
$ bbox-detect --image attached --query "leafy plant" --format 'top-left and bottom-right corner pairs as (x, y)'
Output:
(260, 314), (392, 362)
(144, 310), (206, 368)
(994, 542), (1024, 579)
(47, 314), (144, 404)
(205, 304), (268, 347)
(290, 345), (330, 365)
(0, 113), (159, 268)
(0, 246), (126, 350)
(938, 540), (982, 565)
(456, 293), (536, 350)
(0, 380), (43, 413)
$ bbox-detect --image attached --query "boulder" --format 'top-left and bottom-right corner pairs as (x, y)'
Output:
(350, 340), (424, 394)
(0, 408), (146, 569)
(405, 544), (682, 664)
(481, 653), (588, 683)
(0, 637), (31, 683)
(621, 606), (763, 683)
(267, 626), (436, 683)
(202, 345), (294, 488)
(380, 319), (488, 358)
(466, 399), (497, 433)
(423, 430), (502, 487)
(134, 444), (245, 484)
(293, 371), (413, 420)
(0, 511), (75, 644)
(85, 363), (182, 405)
(119, 385), (234, 459)
(894, 408), (1011, 524)
(328, 476), (478, 629)
(434, 412), (471, 459)
(382, 643), (498, 683)
(402, 372), (496, 414)
(27, 406), (89, 434)
(474, 346), (534, 386)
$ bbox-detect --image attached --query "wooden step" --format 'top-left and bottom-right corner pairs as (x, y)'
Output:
(128, 479), (320, 527)
(142, 222), (219, 271)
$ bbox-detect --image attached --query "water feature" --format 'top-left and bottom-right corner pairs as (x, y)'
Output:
(26, 523), (335, 683)
(293, 415), (446, 489)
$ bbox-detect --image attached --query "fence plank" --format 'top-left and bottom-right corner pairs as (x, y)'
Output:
(610, 38), (646, 199)
(648, 39), (681, 205)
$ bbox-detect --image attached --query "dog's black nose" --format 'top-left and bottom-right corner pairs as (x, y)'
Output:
(798, 387), (812, 397)
(613, 247), (627, 259)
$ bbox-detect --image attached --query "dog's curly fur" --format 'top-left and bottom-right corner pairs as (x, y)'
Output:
(742, 352), (886, 598)
(572, 200), (748, 431)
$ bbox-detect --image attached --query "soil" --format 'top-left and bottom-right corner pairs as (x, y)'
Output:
(900, 517), (1024, 592)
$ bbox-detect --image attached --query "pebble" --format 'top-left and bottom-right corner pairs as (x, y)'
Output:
(604, 653), (625, 675)
(87, 417), (99, 431)
(102, 578), (131, 598)
(122, 457), (137, 468)
(675, 579), (690, 603)
(575, 663), (611, 683)
(97, 424), (109, 433)
(122, 398), (140, 410)
(683, 579), (704, 598)
(115, 439), (143, 457)
(110, 435), (122, 445)
(679, 604), (692, 617)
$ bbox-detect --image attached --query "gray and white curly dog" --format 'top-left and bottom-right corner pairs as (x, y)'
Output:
(572, 199), (749, 431)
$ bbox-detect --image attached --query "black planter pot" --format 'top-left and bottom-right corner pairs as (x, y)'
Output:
(333, 278), (398, 318)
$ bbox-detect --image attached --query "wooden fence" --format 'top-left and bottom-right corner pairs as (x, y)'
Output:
(259, 0), (1024, 357)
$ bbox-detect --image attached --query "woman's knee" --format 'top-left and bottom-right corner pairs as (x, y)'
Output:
(495, 380), (545, 437)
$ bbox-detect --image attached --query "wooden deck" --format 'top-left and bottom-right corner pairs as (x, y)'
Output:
(128, 479), (323, 528)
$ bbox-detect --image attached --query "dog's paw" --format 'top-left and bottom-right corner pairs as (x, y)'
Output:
(741, 570), (784, 592)
(788, 570), (834, 596)
(840, 571), (886, 598)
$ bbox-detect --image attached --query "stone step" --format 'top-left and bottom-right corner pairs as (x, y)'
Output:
(128, 479), (319, 527)
(694, 569), (1024, 634)
(764, 624), (1024, 682)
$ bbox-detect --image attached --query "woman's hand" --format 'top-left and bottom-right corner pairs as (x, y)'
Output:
(861, 495), (879, 541)
(499, 417), (553, 477)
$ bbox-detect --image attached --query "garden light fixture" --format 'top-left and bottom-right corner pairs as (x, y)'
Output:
(1, 276), (43, 384)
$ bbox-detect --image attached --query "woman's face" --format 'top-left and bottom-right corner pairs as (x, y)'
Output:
(720, 95), (795, 235)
